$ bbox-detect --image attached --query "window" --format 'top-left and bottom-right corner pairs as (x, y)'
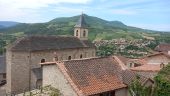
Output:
(80, 54), (83, 58)
(41, 59), (45, 63)
(83, 30), (86, 37)
(3, 74), (6, 78)
(54, 56), (58, 61)
(68, 56), (71, 60)
(76, 30), (79, 36)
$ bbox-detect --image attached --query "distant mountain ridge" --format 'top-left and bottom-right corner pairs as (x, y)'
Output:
(0, 14), (169, 40)
(0, 21), (20, 28)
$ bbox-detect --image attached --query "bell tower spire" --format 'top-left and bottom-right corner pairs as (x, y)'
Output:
(74, 13), (88, 40)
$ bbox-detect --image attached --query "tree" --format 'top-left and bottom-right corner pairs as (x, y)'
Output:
(129, 75), (157, 96)
(154, 63), (170, 96)
(97, 44), (116, 57)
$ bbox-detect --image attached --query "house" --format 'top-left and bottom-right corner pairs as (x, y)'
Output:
(155, 43), (170, 53)
(6, 14), (96, 94)
(0, 55), (6, 85)
(128, 52), (170, 79)
(140, 52), (170, 65)
(41, 56), (153, 96)
(130, 64), (161, 79)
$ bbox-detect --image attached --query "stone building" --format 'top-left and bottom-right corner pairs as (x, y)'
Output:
(155, 43), (170, 53)
(6, 14), (96, 94)
(0, 55), (6, 84)
(41, 56), (152, 96)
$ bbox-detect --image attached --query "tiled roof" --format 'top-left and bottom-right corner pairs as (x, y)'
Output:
(59, 57), (126, 95)
(0, 55), (6, 73)
(155, 43), (170, 52)
(114, 55), (130, 65)
(74, 14), (88, 28)
(63, 57), (127, 95)
(130, 64), (161, 72)
(7, 35), (95, 51)
(121, 69), (149, 85)
(113, 55), (128, 70)
(41, 56), (152, 95)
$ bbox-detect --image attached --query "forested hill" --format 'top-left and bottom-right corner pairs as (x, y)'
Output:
(0, 14), (169, 41)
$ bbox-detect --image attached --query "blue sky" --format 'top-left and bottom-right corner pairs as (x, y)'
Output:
(0, 0), (170, 31)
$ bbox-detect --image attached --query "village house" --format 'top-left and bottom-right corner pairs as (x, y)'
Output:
(6, 14), (96, 94)
(155, 43), (170, 53)
(128, 52), (170, 79)
(41, 56), (153, 96)
(130, 64), (161, 79)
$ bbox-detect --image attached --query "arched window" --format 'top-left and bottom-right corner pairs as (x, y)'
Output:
(68, 56), (71, 60)
(83, 30), (86, 37)
(76, 30), (79, 36)
(41, 59), (45, 63)
(80, 54), (83, 58)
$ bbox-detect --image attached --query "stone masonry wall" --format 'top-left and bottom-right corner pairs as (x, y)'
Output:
(7, 47), (96, 94)
(43, 65), (77, 96)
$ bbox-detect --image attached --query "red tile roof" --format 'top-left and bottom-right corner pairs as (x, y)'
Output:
(130, 64), (161, 72)
(62, 57), (127, 95)
(41, 57), (151, 95)
(113, 55), (128, 70)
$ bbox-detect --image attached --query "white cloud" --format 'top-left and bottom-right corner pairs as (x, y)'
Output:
(0, 0), (91, 9)
(0, 0), (92, 22)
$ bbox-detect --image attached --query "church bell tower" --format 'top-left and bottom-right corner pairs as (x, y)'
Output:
(74, 13), (88, 40)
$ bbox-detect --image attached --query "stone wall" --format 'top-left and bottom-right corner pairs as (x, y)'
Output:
(115, 88), (128, 96)
(43, 64), (77, 96)
(6, 47), (96, 94)
(146, 55), (170, 65)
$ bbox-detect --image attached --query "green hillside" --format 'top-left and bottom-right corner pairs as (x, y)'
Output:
(1, 14), (169, 41)
(0, 14), (170, 47)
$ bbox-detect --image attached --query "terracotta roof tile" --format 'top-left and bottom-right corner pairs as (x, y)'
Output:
(130, 64), (161, 72)
(121, 69), (149, 85)
(41, 57), (152, 95)
(62, 57), (126, 95)
(113, 56), (128, 70)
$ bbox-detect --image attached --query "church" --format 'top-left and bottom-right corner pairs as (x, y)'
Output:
(6, 14), (96, 94)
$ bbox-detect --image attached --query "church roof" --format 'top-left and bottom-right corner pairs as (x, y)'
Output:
(74, 14), (88, 28)
(7, 35), (95, 52)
